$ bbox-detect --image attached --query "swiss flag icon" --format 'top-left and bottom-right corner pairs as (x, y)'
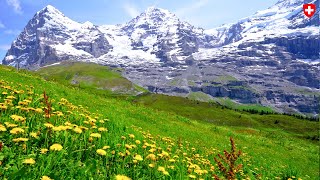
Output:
(303, 4), (316, 18)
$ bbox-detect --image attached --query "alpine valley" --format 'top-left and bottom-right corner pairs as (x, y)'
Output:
(2, 0), (319, 116)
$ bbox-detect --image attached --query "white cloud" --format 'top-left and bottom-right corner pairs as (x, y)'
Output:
(0, 22), (5, 28)
(175, 0), (209, 16)
(4, 29), (20, 35)
(0, 45), (11, 51)
(123, 2), (140, 18)
(6, 0), (23, 14)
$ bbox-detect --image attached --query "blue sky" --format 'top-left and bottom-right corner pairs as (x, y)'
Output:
(0, 0), (279, 59)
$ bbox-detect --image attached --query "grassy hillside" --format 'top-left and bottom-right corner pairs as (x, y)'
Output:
(0, 65), (319, 179)
(36, 61), (147, 97)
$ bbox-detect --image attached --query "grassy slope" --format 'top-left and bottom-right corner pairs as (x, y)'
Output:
(36, 61), (147, 97)
(0, 66), (319, 179)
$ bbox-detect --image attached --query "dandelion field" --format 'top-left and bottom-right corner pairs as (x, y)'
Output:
(0, 65), (319, 179)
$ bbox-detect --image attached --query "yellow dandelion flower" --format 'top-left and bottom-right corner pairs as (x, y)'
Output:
(96, 149), (107, 156)
(12, 138), (29, 142)
(40, 148), (49, 154)
(115, 175), (131, 180)
(6, 95), (16, 99)
(128, 134), (135, 139)
(149, 148), (156, 153)
(168, 159), (176, 162)
(132, 160), (138, 164)
(2, 92), (8, 95)
(162, 171), (169, 176)
(125, 144), (132, 149)
(0, 104), (7, 110)
(41, 176), (53, 180)
(5, 122), (18, 128)
(0, 125), (7, 131)
(35, 108), (43, 113)
(10, 115), (26, 122)
(157, 166), (166, 172)
(134, 154), (143, 161)
(135, 140), (141, 144)
(161, 151), (169, 157)
(102, 146), (110, 150)
(30, 132), (39, 138)
(168, 165), (175, 170)
(23, 158), (35, 165)
(98, 127), (108, 132)
(44, 123), (54, 128)
(121, 136), (126, 140)
(73, 127), (82, 134)
(50, 144), (63, 151)
(10, 127), (24, 134)
(188, 175), (196, 179)
(146, 154), (157, 161)
(149, 163), (155, 168)
(90, 133), (101, 138)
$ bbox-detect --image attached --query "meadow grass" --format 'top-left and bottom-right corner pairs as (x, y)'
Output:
(0, 65), (318, 179)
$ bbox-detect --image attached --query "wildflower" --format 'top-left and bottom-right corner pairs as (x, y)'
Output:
(162, 171), (169, 176)
(125, 144), (132, 149)
(10, 127), (24, 134)
(188, 175), (196, 179)
(161, 151), (169, 157)
(90, 133), (101, 138)
(41, 176), (52, 180)
(12, 138), (29, 142)
(102, 146), (110, 150)
(129, 134), (135, 139)
(149, 148), (156, 153)
(30, 132), (39, 138)
(157, 166), (166, 172)
(6, 96), (16, 99)
(121, 136), (126, 140)
(73, 127), (82, 134)
(149, 163), (155, 168)
(0, 104), (7, 110)
(168, 159), (176, 162)
(23, 158), (35, 165)
(134, 154), (143, 161)
(0, 125), (7, 132)
(1, 92), (8, 95)
(50, 144), (63, 151)
(146, 154), (157, 161)
(115, 175), (131, 180)
(5, 122), (18, 128)
(44, 123), (54, 128)
(96, 149), (107, 156)
(40, 148), (49, 154)
(98, 127), (108, 132)
(135, 140), (141, 144)
(133, 160), (138, 164)
(10, 115), (26, 122)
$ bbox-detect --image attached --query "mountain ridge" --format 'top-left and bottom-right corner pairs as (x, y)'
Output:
(2, 0), (319, 116)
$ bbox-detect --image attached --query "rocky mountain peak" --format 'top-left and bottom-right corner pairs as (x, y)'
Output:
(124, 6), (179, 31)
(275, 0), (305, 8)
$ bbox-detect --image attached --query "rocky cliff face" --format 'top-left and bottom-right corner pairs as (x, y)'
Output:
(2, 0), (319, 116)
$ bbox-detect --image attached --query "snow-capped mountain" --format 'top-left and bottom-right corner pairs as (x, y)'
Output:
(2, 0), (319, 116)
